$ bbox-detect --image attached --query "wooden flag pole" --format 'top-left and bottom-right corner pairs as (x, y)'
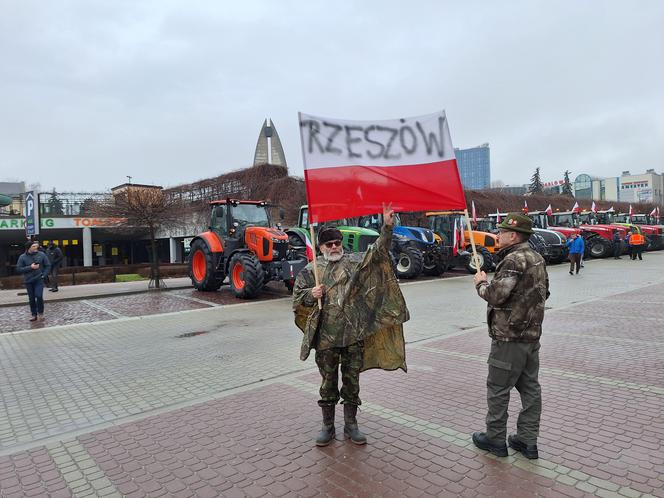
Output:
(464, 209), (482, 273)
(309, 225), (322, 309)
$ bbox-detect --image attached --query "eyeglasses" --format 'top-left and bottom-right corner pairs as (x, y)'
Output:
(323, 240), (343, 248)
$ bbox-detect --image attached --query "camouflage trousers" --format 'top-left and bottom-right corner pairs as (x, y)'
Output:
(486, 339), (541, 445)
(315, 341), (364, 407)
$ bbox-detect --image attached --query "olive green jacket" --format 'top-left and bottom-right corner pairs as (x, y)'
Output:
(293, 224), (410, 371)
(475, 242), (550, 342)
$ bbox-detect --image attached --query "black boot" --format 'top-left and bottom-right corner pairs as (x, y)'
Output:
(315, 405), (335, 446)
(343, 404), (367, 445)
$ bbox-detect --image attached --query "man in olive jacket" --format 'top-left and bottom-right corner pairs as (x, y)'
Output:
(293, 204), (409, 447)
(472, 213), (549, 459)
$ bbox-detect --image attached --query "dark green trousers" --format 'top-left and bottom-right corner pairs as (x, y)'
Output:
(486, 339), (541, 444)
(315, 342), (364, 407)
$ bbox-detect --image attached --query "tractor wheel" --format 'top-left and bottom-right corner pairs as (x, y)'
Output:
(394, 244), (424, 279)
(229, 252), (264, 299)
(189, 239), (223, 291)
(422, 250), (446, 276)
(589, 238), (611, 258)
(465, 246), (493, 274)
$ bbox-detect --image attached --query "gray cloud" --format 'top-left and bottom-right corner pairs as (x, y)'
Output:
(1, 0), (662, 191)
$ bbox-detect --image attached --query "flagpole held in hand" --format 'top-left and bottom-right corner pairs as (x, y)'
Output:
(309, 225), (322, 310)
(464, 209), (482, 273)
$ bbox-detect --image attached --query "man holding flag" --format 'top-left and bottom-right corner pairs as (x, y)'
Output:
(471, 213), (550, 459)
(293, 203), (409, 446)
(294, 109), (466, 446)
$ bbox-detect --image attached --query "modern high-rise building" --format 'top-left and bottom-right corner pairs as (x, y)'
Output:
(454, 144), (490, 189)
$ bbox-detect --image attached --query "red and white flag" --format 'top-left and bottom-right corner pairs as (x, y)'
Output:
(304, 235), (314, 262)
(629, 204), (633, 220)
(496, 209), (502, 223)
(571, 201), (580, 213)
(591, 201), (597, 213)
(607, 206), (615, 213)
(299, 111), (465, 223)
(545, 204), (553, 216)
(452, 219), (459, 256)
(650, 206), (657, 216)
(523, 200), (529, 214)
(471, 201), (477, 224)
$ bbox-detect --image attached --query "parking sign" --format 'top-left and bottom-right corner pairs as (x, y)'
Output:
(25, 191), (40, 236)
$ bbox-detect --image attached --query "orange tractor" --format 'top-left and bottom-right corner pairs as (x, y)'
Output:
(188, 199), (308, 298)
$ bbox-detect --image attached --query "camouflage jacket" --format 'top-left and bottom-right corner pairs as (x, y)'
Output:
(293, 224), (410, 371)
(475, 242), (550, 343)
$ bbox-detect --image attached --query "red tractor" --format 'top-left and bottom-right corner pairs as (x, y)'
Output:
(188, 199), (308, 298)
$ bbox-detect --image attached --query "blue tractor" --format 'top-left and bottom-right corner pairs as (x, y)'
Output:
(357, 213), (447, 279)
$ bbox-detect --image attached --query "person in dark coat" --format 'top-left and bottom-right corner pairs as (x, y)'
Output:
(46, 243), (64, 291)
(612, 230), (622, 259)
(16, 241), (51, 321)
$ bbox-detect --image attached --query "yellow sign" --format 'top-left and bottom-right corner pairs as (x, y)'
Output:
(111, 247), (119, 256)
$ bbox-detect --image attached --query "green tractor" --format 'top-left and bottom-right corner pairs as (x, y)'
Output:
(286, 205), (380, 255)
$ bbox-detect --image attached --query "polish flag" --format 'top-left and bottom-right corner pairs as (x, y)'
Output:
(523, 200), (529, 214)
(471, 201), (477, 224)
(496, 209), (502, 223)
(452, 219), (459, 256)
(629, 205), (633, 220)
(299, 111), (465, 223)
(591, 201), (597, 213)
(304, 235), (314, 262)
(545, 204), (553, 216)
(649, 206), (657, 216)
(571, 201), (580, 213)
(607, 206), (615, 213)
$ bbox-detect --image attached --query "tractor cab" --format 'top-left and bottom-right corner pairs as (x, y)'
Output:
(426, 211), (494, 273)
(290, 205), (379, 254)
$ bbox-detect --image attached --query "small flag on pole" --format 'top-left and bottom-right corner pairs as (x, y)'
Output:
(545, 204), (553, 216)
(591, 201), (597, 213)
(496, 209), (502, 223)
(471, 201), (477, 224)
(649, 206), (657, 216)
(452, 219), (458, 256)
(629, 204), (633, 220)
(523, 200), (529, 214)
(572, 201), (580, 213)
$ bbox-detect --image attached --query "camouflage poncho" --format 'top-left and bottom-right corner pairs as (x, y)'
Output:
(293, 224), (410, 371)
(476, 242), (550, 343)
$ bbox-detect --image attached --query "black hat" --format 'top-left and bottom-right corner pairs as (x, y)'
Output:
(497, 213), (534, 235)
(318, 226), (343, 246)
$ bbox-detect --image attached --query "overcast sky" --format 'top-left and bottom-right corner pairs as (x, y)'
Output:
(1, 0), (663, 192)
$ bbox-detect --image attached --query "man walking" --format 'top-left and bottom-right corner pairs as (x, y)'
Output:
(566, 233), (584, 274)
(293, 203), (409, 446)
(472, 213), (549, 459)
(46, 242), (64, 292)
(16, 241), (51, 321)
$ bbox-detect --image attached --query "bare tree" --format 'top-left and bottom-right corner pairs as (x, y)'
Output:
(94, 186), (185, 289)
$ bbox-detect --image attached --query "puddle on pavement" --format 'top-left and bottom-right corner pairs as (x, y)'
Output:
(176, 331), (209, 338)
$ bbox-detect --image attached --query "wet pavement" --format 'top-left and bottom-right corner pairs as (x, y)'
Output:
(1, 271), (469, 334)
(2, 256), (662, 496)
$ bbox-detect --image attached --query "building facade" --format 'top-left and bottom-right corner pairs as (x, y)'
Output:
(618, 170), (664, 205)
(454, 144), (491, 189)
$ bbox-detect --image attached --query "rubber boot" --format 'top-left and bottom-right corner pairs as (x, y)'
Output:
(315, 405), (335, 446)
(343, 404), (367, 445)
